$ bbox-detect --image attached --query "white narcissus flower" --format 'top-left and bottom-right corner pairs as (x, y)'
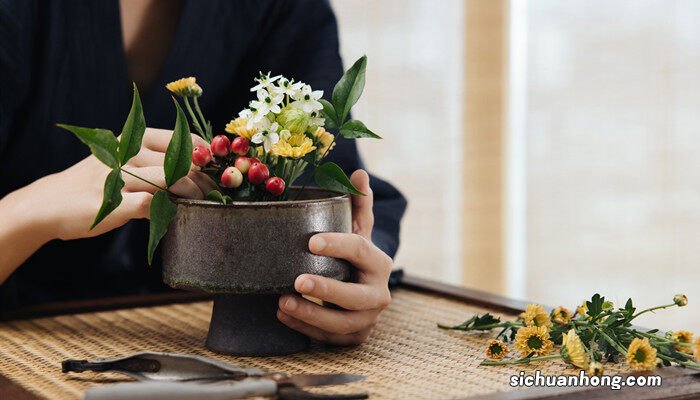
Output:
(309, 111), (325, 127)
(250, 71), (281, 92)
(252, 122), (280, 152)
(245, 102), (268, 129)
(291, 85), (323, 113)
(252, 89), (282, 115)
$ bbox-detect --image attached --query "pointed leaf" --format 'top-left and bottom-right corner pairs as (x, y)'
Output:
(118, 84), (147, 165)
(58, 124), (119, 168)
(331, 55), (367, 123)
(147, 190), (178, 265)
(340, 119), (382, 139)
(206, 190), (232, 204)
(314, 162), (364, 196)
(319, 98), (338, 130)
(91, 168), (125, 229)
(164, 98), (193, 187)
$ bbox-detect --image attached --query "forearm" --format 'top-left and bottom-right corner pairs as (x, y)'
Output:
(0, 179), (55, 284)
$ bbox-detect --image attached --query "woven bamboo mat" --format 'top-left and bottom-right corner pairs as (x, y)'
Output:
(0, 288), (633, 400)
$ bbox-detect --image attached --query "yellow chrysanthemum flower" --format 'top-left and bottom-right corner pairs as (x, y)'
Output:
(271, 134), (316, 159)
(552, 306), (572, 325)
(587, 361), (603, 376)
(166, 77), (202, 97)
(225, 117), (257, 140)
(485, 339), (510, 360)
(694, 337), (700, 363)
(576, 301), (588, 317)
(522, 304), (553, 328)
(560, 329), (589, 369)
(626, 338), (657, 371)
(313, 127), (335, 160)
(514, 326), (553, 357)
(670, 330), (694, 354)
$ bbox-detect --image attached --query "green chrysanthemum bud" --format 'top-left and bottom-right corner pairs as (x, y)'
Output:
(276, 106), (309, 135)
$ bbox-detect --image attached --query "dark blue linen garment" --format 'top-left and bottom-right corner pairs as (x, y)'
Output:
(0, 0), (406, 308)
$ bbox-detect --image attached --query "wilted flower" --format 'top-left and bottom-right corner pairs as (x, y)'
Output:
(674, 294), (688, 307)
(166, 77), (202, 97)
(522, 304), (553, 328)
(551, 306), (572, 325)
(271, 134), (316, 159)
(485, 339), (509, 359)
(626, 338), (657, 371)
(276, 106), (310, 135)
(225, 117), (257, 140)
(587, 361), (603, 376)
(560, 329), (589, 369)
(514, 326), (553, 357)
(576, 301), (588, 317)
(670, 331), (694, 354)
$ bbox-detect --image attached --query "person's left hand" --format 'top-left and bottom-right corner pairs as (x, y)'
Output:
(277, 170), (393, 345)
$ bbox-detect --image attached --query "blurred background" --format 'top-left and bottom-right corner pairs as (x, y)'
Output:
(331, 0), (700, 332)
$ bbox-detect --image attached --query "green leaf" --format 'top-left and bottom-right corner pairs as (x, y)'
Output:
(58, 124), (119, 168)
(206, 190), (233, 205)
(314, 162), (364, 196)
(587, 293), (604, 319)
(147, 190), (178, 265)
(319, 99), (338, 130)
(164, 98), (193, 187)
(331, 55), (367, 123)
(90, 168), (125, 229)
(339, 119), (382, 139)
(118, 84), (147, 165)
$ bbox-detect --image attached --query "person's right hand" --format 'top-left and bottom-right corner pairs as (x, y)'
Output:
(27, 128), (215, 241)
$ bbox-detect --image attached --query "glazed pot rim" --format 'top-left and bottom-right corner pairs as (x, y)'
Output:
(174, 187), (350, 208)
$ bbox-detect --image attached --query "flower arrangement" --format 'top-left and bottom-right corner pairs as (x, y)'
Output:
(58, 56), (378, 263)
(439, 293), (700, 374)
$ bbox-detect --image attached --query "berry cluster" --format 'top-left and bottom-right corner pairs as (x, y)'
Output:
(192, 134), (286, 199)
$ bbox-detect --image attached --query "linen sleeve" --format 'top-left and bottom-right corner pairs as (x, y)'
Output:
(240, 0), (407, 258)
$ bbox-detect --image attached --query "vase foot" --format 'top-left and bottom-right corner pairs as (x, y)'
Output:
(206, 293), (310, 356)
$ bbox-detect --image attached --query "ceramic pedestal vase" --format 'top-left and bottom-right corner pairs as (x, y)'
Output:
(161, 188), (352, 356)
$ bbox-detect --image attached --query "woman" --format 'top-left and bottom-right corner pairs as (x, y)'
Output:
(0, 0), (406, 345)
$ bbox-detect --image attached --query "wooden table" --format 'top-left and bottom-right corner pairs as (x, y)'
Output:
(0, 273), (698, 400)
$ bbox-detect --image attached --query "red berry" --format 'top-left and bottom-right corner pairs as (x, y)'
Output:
(220, 167), (243, 188)
(210, 135), (231, 157)
(248, 162), (269, 185)
(192, 146), (212, 167)
(234, 157), (252, 174)
(265, 177), (286, 196)
(231, 137), (250, 156)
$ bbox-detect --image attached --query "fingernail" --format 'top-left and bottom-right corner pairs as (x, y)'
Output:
(310, 236), (327, 252)
(284, 296), (298, 311)
(299, 278), (314, 293)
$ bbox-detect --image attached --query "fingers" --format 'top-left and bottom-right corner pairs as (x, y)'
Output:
(293, 274), (391, 311)
(309, 233), (392, 282)
(122, 166), (204, 199)
(128, 148), (165, 168)
(350, 170), (373, 239)
(278, 295), (379, 335)
(142, 128), (208, 153)
(276, 308), (371, 346)
(188, 170), (218, 196)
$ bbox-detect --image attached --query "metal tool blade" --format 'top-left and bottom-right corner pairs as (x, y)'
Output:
(285, 373), (366, 387)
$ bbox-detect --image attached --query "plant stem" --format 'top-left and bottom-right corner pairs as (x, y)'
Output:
(596, 328), (628, 355)
(193, 97), (212, 140)
(293, 136), (338, 200)
(120, 168), (174, 195)
(632, 303), (676, 319)
(183, 97), (204, 138)
(657, 353), (700, 370)
(481, 354), (561, 366)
